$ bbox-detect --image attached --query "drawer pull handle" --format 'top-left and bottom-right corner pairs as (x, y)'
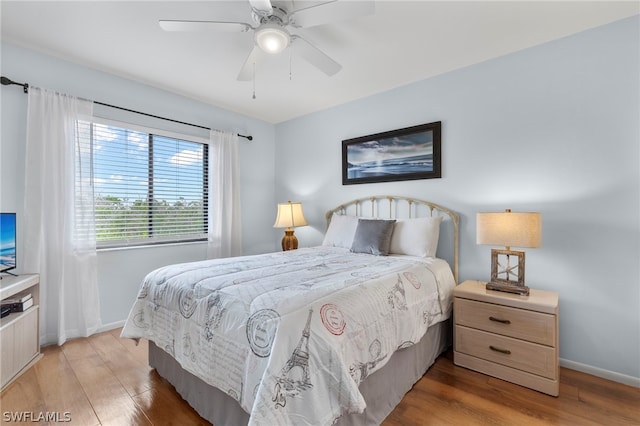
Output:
(489, 345), (511, 355)
(489, 316), (511, 324)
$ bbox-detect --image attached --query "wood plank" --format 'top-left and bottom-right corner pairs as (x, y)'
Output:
(88, 331), (161, 398)
(561, 368), (640, 424)
(33, 345), (99, 426)
(132, 378), (212, 425)
(0, 367), (48, 419)
(418, 378), (544, 425)
(61, 337), (151, 425)
(111, 328), (149, 366)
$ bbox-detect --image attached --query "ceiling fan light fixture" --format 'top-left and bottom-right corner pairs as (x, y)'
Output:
(255, 24), (290, 54)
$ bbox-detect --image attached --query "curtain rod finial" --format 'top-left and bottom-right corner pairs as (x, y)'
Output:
(1, 76), (29, 93)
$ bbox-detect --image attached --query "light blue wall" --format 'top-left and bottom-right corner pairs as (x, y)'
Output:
(0, 43), (278, 327)
(275, 16), (639, 381)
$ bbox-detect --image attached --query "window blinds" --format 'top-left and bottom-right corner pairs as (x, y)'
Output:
(76, 120), (209, 247)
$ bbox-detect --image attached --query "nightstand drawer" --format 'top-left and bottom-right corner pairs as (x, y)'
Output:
(455, 298), (555, 346)
(455, 325), (557, 379)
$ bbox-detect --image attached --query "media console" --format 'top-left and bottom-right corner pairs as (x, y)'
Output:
(0, 273), (42, 390)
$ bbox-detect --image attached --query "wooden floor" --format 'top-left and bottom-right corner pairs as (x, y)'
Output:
(1, 328), (639, 425)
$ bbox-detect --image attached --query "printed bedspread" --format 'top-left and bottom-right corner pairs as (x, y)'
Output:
(121, 246), (456, 425)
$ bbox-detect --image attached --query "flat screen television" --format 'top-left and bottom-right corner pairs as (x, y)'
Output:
(0, 213), (17, 273)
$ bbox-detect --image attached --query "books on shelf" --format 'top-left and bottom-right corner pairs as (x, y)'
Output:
(2, 292), (32, 304)
(1, 292), (33, 313)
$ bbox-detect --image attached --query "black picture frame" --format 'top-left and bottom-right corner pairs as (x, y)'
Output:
(342, 121), (441, 185)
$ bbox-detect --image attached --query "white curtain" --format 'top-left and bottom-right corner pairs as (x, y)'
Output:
(23, 87), (101, 346)
(208, 130), (242, 258)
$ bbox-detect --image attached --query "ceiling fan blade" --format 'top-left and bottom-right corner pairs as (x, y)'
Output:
(237, 45), (268, 81)
(292, 36), (342, 77)
(289, 0), (374, 28)
(249, 0), (273, 15)
(159, 20), (251, 32)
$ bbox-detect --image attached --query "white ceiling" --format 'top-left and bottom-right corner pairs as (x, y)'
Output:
(2, 1), (638, 123)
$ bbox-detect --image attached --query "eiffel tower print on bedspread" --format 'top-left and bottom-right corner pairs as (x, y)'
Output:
(272, 309), (314, 408)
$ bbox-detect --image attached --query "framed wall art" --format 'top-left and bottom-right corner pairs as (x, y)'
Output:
(342, 121), (441, 185)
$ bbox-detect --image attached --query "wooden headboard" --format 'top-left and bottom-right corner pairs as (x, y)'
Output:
(326, 195), (459, 283)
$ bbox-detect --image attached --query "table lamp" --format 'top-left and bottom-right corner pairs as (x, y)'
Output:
(273, 201), (308, 251)
(476, 209), (541, 295)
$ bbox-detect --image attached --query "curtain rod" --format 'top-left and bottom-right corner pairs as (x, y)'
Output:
(0, 76), (253, 141)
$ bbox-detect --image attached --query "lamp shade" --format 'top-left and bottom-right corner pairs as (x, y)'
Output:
(273, 201), (308, 229)
(476, 210), (541, 248)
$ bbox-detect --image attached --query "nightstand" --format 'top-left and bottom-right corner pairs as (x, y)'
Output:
(453, 280), (559, 396)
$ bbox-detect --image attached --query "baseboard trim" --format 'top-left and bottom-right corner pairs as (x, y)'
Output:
(560, 358), (640, 388)
(97, 319), (126, 334)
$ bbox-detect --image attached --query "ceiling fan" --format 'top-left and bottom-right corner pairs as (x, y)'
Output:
(159, 0), (374, 81)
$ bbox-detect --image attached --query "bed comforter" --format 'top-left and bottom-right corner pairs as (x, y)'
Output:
(121, 246), (456, 425)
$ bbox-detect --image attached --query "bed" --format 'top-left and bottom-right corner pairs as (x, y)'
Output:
(121, 196), (459, 425)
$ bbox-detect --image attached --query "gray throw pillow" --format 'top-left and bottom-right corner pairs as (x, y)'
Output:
(350, 219), (397, 256)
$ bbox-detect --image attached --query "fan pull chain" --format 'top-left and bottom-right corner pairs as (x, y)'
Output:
(252, 62), (256, 100)
(289, 46), (292, 81)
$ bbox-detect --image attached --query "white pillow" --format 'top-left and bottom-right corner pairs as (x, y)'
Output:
(389, 216), (443, 257)
(322, 214), (359, 249)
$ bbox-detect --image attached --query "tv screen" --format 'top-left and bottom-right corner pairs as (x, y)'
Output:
(0, 213), (17, 273)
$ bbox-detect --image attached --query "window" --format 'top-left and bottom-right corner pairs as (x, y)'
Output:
(76, 120), (209, 248)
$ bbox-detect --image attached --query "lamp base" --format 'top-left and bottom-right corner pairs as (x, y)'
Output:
(281, 229), (298, 251)
(486, 281), (530, 296)
(491, 248), (525, 286)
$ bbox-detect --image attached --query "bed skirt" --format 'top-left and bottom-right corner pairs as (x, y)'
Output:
(149, 318), (451, 425)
